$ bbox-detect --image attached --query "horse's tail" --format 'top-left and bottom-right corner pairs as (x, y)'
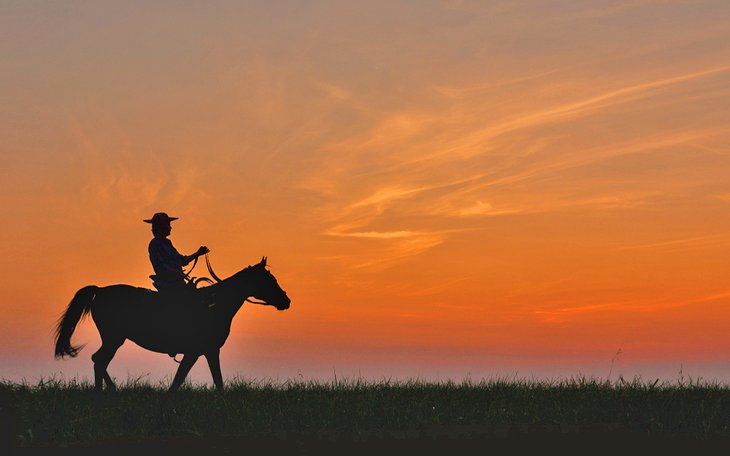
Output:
(54, 285), (98, 359)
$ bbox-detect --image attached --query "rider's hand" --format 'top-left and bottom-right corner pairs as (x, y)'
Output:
(197, 246), (210, 257)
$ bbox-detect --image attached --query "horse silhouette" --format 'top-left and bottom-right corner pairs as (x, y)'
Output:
(54, 256), (290, 391)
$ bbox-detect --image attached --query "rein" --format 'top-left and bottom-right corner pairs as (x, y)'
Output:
(205, 254), (223, 282)
(204, 254), (268, 305)
(183, 255), (199, 277)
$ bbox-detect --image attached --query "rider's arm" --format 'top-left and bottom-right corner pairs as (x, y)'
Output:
(164, 240), (193, 267)
(167, 241), (208, 266)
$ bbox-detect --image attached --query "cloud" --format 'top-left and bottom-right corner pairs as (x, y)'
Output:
(533, 296), (675, 324)
(298, 40), (730, 274)
(320, 226), (450, 271)
(345, 232), (448, 270)
(456, 200), (494, 216)
(433, 67), (567, 98)
(325, 229), (422, 239)
(347, 186), (431, 212)
(305, 62), (730, 221)
(616, 233), (730, 251)
(443, 126), (729, 202)
(436, 200), (525, 218)
(69, 118), (165, 205)
(414, 64), (730, 165)
(535, 285), (730, 324)
(67, 116), (207, 221)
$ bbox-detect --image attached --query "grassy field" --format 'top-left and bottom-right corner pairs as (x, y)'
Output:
(3, 376), (730, 453)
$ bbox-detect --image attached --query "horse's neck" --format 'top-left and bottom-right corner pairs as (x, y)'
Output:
(215, 270), (255, 315)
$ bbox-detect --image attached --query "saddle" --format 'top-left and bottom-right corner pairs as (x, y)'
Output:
(149, 274), (214, 292)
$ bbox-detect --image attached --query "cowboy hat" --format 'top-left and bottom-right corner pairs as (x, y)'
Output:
(143, 212), (179, 224)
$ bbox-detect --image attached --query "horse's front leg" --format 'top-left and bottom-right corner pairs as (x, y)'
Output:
(169, 353), (200, 391)
(205, 349), (223, 391)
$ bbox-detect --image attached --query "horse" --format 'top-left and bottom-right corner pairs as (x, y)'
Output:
(54, 256), (290, 391)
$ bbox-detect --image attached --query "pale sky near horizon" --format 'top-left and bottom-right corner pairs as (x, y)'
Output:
(2, 0), (730, 384)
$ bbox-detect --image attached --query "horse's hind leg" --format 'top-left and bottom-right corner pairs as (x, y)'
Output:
(91, 338), (124, 391)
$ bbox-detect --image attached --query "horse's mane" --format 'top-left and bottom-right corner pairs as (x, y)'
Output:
(227, 263), (265, 281)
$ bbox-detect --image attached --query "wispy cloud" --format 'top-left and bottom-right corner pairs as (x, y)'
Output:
(307, 63), (730, 271)
(68, 117), (205, 216)
(292, 10), (730, 279)
(616, 234), (730, 251)
(535, 300), (643, 319)
(320, 229), (450, 271)
(535, 286), (730, 324)
(347, 186), (431, 212)
(306, 63), (730, 221)
(412, 65), (730, 165)
(325, 229), (423, 239)
(433, 67), (567, 98)
(442, 126), (729, 201)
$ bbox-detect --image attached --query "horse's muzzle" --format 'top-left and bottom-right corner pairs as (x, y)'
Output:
(276, 296), (291, 311)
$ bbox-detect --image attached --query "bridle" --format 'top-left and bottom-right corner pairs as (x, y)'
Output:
(186, 253), (269, 305)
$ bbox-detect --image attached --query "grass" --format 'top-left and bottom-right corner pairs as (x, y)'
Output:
(3, 375), (730, 449)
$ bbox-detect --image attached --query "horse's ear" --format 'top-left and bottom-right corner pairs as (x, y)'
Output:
(261, 256), (267, 267)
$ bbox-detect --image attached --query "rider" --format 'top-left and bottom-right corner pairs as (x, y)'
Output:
(144, 212), (209, 292)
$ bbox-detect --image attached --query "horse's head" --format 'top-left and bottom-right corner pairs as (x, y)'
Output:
(245, 256), (291, 311)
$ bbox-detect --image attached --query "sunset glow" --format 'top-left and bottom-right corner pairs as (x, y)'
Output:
(2, 1), (730, 384)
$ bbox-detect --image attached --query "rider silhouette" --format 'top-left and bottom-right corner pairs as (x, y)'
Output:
(144, 212), (209, 292)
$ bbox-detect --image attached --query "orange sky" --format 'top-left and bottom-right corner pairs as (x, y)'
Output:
(2, 1), (730, 384)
